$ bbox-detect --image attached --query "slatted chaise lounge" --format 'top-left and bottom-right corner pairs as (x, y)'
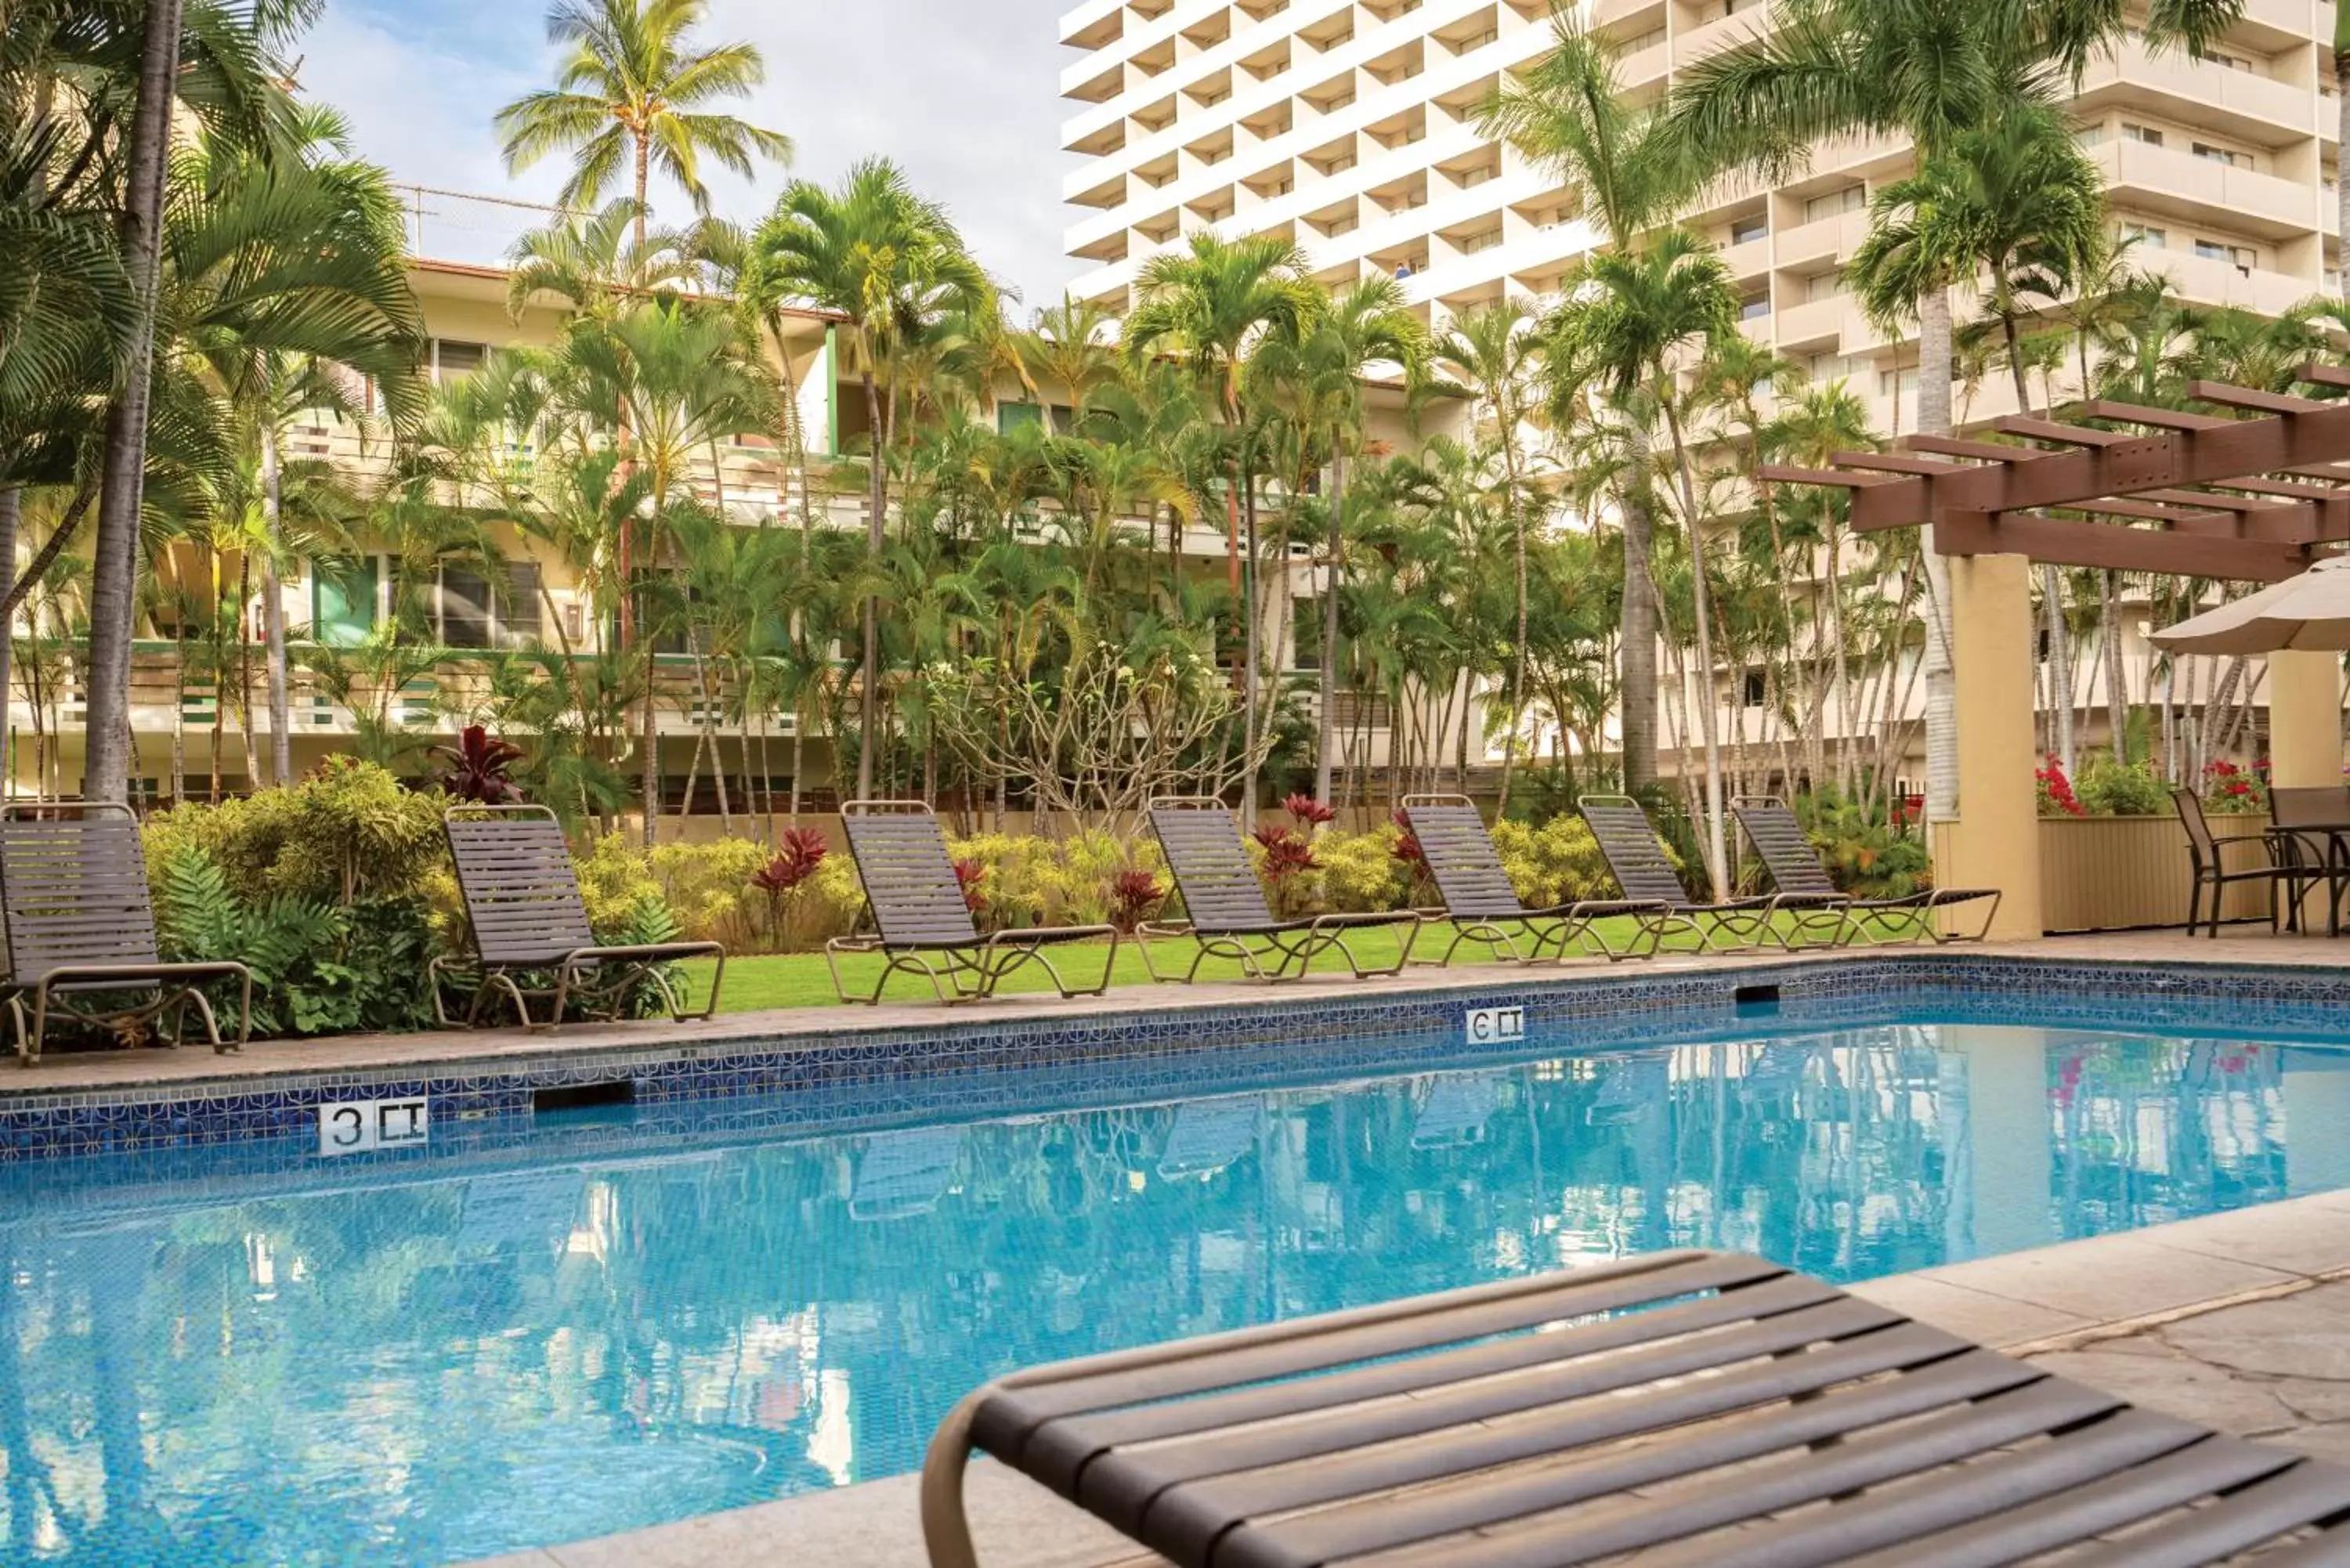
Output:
(432, 804), (724, 1028)
(0, 802), (251, 1064)
(1141, 798), (1423, 983)
(1734, 796), (2002, 945)
(829, 800), (1117, 1005)
(1580, 793), (1843, 952)
(922, 1247), (2350, 1568)
(1400, 793), (1676, 964)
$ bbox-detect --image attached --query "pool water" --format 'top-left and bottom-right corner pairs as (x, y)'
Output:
(3, 1015), (2347, 1565)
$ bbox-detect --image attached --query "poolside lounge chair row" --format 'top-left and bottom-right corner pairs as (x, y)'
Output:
(825, 794), (2000, 1004)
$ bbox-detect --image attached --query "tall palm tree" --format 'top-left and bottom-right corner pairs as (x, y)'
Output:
(1123, 232), (1321, 814)
(496, 0), (790, 250)
(1553, 229), (1741, 897)
(1664, 0), (2244, 826)
(749, 159), (991, 797)
(1437, 300), (1545, 811)
(1253, 276), (1427, 807)
(1477, 10), (1695, 795)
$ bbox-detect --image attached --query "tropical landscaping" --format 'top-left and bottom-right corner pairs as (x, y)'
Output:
(0, 0), (2342, 1028)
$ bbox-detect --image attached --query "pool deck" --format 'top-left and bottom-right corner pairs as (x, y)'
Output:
(467, 1188), (2350, 1568)
(3, 922), (2342, 1096)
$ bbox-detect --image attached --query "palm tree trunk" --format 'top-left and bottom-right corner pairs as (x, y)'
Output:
(84, 0), (186, 806)
(2102, 570), (2128, 760)
(1619, 425), (1661, 793)
(1915, 287), (1961, 826)
(1314, 448), (1345, 806)
(260, 416), (292, 787)
(1239, 444), (1262, 825)
(858, 367), (885, 798)
(2339, 33), (2350, 306)
(1662, 401), (1730, 901)
(235, 556), (258, 790)
(0, 488), (16, 792)
(1499, 432), (1528, 815)
(2044, 566), (2075, 771)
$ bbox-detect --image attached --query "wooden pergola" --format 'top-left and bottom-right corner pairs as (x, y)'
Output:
(1750, 367), (2350, 941)
(1758, 365), (2350, 583)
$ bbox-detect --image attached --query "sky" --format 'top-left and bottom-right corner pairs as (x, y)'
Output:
(300, 0), (1085, 313)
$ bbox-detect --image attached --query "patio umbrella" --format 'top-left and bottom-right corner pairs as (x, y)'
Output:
(2150, 556), (2350, 654)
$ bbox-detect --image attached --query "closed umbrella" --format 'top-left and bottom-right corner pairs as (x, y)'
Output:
(2150, 557), (2350, 654)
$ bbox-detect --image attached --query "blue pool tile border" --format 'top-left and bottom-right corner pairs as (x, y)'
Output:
(2, 951), (2349, 1169)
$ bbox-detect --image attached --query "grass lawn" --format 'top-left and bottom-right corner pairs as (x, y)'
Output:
(679, 909), (1925, 1013)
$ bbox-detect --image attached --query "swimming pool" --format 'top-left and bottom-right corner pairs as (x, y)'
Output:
(3, 999), (2348, 1564)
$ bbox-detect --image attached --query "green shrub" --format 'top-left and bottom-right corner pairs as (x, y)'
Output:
(647, 836), (772, 948)
(1312, 826), (1414, 912)
(154, 844), (437, 1037)
(2075, 754), (2170, 817)
(142, 757), (449, 906)
(1793, 796), (1932, 898)
(1489, 815), (1641, 907)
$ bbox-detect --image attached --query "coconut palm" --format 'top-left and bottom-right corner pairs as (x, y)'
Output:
(1477, 11), (1696, 795)
(748, 157), (992, 797)
(1664, 0), (2244, 825)
(495, 0), (790, 248)
(1552, 229), (1741, 898)
(1123, 232), (1321, 814)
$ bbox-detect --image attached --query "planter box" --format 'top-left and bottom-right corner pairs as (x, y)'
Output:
(2037, 813), (2269, 934)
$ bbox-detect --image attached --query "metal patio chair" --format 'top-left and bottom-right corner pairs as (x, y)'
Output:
(1399, 793), (1675, 964)
(1580, 793), (1843, 952)
(0, 802), (251, 1064)
(829, 800), (1117, 1005)
(1141, 797), (1424, 983)
(922, 1248), (2350, 1568)
(1732, 795), (2001, 945)
(432, 804), (724, 1029)
(2174, 786), (2313, 938)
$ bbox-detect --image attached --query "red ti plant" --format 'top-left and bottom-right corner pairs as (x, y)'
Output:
(433, 725), (525, 804)
(1251, 822), (1320, 918)
(750, 828), (830, 949)
(1390, 809), (1434, 901)
(1283, 792), (1337, 836)
(953, 858), (989, 916)
(1108, 869), (1167, 934)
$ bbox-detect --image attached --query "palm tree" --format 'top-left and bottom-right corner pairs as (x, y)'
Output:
(1478, 10), (1695, 796)
(1123, 233), (1321, 814)
(496, 0), (791, 249)
(1253, 276), (1427, 807)
(1436, 300), (1544, 811)
(749, 158), (992, 797)
(1664, 0), (2244, 825)
(1553, 229), (1741, 898)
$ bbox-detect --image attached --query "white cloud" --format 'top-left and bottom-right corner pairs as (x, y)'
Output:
(300, 0), (1084, 310)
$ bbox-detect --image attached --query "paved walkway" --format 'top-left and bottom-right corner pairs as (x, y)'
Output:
(470, 1189), (2350, 1568)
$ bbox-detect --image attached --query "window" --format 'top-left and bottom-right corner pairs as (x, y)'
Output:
(2073, 121), (2112, 148)
(2205, 49), (2260, 74)
(998, 400), (1043, 434)
(311, 556), (378, 647)
(438, 567), (494, 649)
(1803, 185), (1866, 222)
(1741, 670), (1767, 706)
(1880, 367), (1920, 399)
(1730, 213), (1769, 245)
(2121, 222), (2167, 250)
(2192, 142), (2253, 170)
(1723, 0), (1763, 14)
(1804, 269), (1846, 303)
(2122, 122), (2164, 147)
(502, 565), (541, 647)
(1740, 287), (1771, 321)
(431, 339), (486, 384)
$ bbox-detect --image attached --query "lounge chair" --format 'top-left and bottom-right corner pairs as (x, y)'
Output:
(1400, 793), (1675, 963)
(432, 804), (724, 1028)
(829, 800), (1116, 1005)
(1580, 793), (1842, 952)
(921, 1248), (2350, 1568)
(1732, 795), (2001, 945)
(0, 802), (251, 1064)
(1141, 797), (1423, 983)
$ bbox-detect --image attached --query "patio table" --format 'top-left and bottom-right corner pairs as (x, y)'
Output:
(2265, 821), (2350, 935)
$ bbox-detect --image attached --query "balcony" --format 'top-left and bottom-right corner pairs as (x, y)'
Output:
(2096, 139), (2321, 237)
(2152, 246), (2322, 313)
(1672, 5), (1772, 69)
(1773, 208), (1871, 270)
(2081, 38), (2318, 144)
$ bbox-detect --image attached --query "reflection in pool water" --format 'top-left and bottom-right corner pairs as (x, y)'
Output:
(0, 1021), (2341, 1565)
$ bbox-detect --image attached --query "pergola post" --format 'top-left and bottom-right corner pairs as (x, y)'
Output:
(2264, 650), (2344, 789)
(1933, 553), (2044, 939)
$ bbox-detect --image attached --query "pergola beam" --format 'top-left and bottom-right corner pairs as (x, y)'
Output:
(1940, 511), (2310, 580)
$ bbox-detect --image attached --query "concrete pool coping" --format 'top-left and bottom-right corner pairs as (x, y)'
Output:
(464, 1187), (2350, 1568)
(9, 923), (2349, 1098)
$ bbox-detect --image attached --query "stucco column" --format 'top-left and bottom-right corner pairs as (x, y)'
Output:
(1932, 551), (2044, 939)
(2265, 649), (2344, 788)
